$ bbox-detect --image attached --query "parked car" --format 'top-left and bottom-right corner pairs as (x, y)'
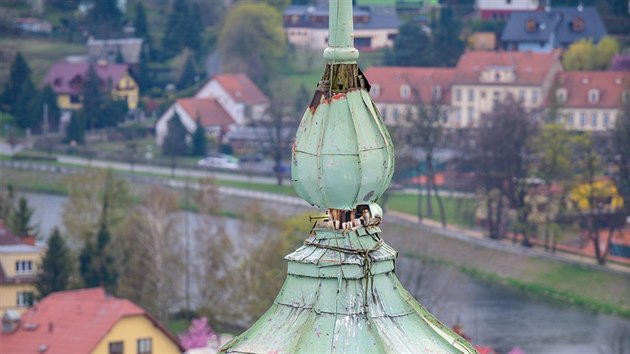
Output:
(197, 154), (240, 170)
(239, 153), (264, 163)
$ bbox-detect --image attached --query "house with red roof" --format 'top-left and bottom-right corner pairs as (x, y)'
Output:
(156, 73), (269, 146)
(1, 287), (183, 354)
(550, 71), (630, 131)
(0, 221), (44, 316)
(42, 60), (139, 111)
(364, 66), (454, 126)
(450, 50), (562, 127)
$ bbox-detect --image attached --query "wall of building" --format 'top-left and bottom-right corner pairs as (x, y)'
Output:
(57, 94), (83, 111)
(517, 41), (554, 53)
(558, 108), (618, 131)
(286, 27), (396, 50)
(0, 283), (36, 316)
(0, 251), (41, 279)
(112, 74), (139, 110)
(92, 315), (181, 354)
(195, 80), (245, 125)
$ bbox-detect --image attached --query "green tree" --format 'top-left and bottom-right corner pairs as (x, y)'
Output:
(260, 0), (290, 11)
(563, 39), (595, 70)
(191, 117), (207, 157)
(386, 20), (432, 66)
(595, 36), (620, 70)
(65, 113), (85, 144)
(431, 7), (464, 67)
(162, 114), (189, 157)
(218, 2), (287, 87)
(612, 100), (630, 214)
(28, 85), (61, 133)
(88, 0), (122, 30)
(1, 53), (36, 129)
(178, 55), (198, 89)
(137, 44), (151, 92)
(80, 222), (119, 293)
(36, 228), (72, 298)
(134, 1), (152, 49)
(0, 185), (15, 221)
(82, 64), (104, 130)
(163, 0), (201, 57)
(8, 196), (38, 238)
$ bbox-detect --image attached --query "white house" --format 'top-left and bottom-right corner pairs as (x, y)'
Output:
(156, 73), (269, 146)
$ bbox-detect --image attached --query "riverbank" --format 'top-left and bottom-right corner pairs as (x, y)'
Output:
(384, 221), (630, 318)
(3, 167), (630, 319)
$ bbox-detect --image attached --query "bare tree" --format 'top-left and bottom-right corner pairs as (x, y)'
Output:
(470, 95), (537, 241)
(399, 86), (447, 227)
(256, 79), (302, 186)
(118, 187), (183, 322)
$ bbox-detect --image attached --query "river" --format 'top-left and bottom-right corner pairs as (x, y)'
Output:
(26, 193), (630, 353)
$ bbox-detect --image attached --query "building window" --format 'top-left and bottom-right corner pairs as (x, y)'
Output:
(467, 89), (474, 101)
(400, 85), (410, 99)
(109, 341), (123, 354)
(603, 113), (610, 127)
(16, 291), (33, 307)
(393, 108), (399, 122)
(70, 95), (81, 104)
(380, 107), (387, 121)
(495, 72), (500, 82)
(591, 113), (598, 127)
(15, 260), (33, 274)
(468, 107), (475, 122)
(432, 86), (441, 101)
(567, 112), (574, 126)
(518, 89), (525, 101)
(623, 90), (630, 103)
(480, 90), (486, 99)
(455, 108), (461, 122)
(138, 338), (152, 354)
(526, 19), (537, 32)
(580, 112), (586, 126)
(588, 89), (599, 104)
(556, 89), (567, 103)
(531, 90), (539, 104)
(572, 17), (585, 32)
(371, 84), (380, 98)
(455, 88), (461, 102)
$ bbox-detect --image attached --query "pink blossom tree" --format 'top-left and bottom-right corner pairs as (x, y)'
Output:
(179, 317), (216, 350)
(611, 53), (630, 71)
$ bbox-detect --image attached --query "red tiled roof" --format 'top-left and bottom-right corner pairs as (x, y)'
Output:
(177, 98), (235, 127)
(1, 288), (182, 354)
(42, 61), (130, 95)
(364, 66), (455, 104)
(213, 73), (269, 105)
(553, 71), (630, 109)
(0, 221), (22, 245)
(453, 50), (559, 86)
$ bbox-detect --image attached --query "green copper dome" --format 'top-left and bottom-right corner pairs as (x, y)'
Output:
(220, 1), (477, 353)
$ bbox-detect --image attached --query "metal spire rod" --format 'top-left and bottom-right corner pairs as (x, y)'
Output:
(323, 0), (359, 63)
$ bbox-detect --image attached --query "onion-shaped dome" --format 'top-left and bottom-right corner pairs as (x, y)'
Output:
(291, 65), (394, 210)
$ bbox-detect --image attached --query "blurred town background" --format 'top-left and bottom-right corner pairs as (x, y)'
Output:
(0, 0), (630, 353)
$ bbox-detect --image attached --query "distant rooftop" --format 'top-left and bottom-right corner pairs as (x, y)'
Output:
(283, 5), (400, 30)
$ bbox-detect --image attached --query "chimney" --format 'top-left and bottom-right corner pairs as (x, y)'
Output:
(22, 235), (36, 246)
(2, 310), (21, 334)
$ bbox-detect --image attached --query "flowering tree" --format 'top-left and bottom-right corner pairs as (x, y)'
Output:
(179, 317), (216, 350)
(611, 53), (630, 71)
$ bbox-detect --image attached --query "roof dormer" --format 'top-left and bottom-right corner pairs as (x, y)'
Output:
(571, 16), (585, 32)
(556, 88), (567, 103)
(526, 18), (538, 32)
(588, 88), (599, 104)
(400, 84), (410, 99)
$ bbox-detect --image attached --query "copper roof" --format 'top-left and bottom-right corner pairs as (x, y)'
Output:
(177, 98), (235, 127)
(1, 288), (183, 353)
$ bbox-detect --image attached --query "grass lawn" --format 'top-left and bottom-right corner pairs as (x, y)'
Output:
(0, 37), (85, 84)
(386, 192), (477, 227)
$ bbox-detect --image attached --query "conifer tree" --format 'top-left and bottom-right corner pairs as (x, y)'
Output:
(36, 228), (72, 298)
(163, 0), (191, 57)
(191, 117), (207, 157)
(82, 64), (104, 130)
(162, 113), (188, 157)
(65, 113), (85, 144)
(8, 196), (37, 238)
(1, 53), (36, 128)
(178, 55), (197, 89)
(134, 1), (152, 49)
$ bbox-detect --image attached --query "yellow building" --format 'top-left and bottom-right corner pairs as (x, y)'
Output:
(0, 226), (44, 317)
(1, 287), (183, 354)
(43, 60), (139, 111)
